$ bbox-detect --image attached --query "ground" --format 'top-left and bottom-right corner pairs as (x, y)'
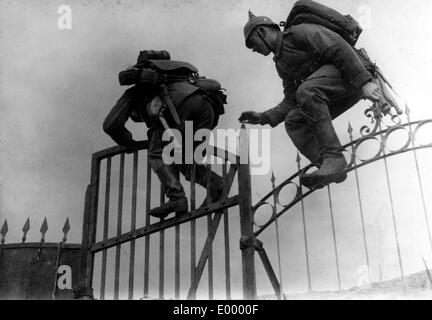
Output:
(264, 271), (432, 300)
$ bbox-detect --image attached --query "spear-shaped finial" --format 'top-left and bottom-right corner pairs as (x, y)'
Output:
(1, 220), (8, 245)
(40, 218), (48, 243)
(348, 122), (353, 139)
(22, 218), (30, 243)
(296, 151), (301, 167)
(238, 123), (250, 159)
(62, 218), (70, 243)
(270, 171), (277, 205)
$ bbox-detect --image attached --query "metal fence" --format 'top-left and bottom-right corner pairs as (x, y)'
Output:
(78, 104), (432, 299)
(251, 104), (432, 296)
(77, 125), (257, 299)
(1, 217), (71, 245)
(0, 218), (80, 299)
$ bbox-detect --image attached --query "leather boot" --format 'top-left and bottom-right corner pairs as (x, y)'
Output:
(300, 119), (347, 189)
(198, 170), (224, 209)
(181, 165), (225, 208)
(285, 108), (323, 167)
(300, 156), (347, 189)
(149, 198), (188, 218)
(149, 164), (188, 218)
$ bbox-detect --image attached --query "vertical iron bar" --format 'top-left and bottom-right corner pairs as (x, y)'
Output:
(175, 211), (180, 299)
(174, 161), (181, 299)
(274, 213), (283, 298)
(296, 154), (312, 291)
(51, 242), (62, 300)
(128, 151), (138, 300)
(349, 124), (372, 284)
(412, 148), (432, 253)
(378, 120), (405, 289)
(78, 185), (92, 293)
(206, 165), (214, 300)
(327, 185), (341, 291)
(270, 172), (283, 299)
(186, 212), (224, 299)
(100, 157), (112, 299)
(159, 184), (165, 300)
(382, 154), (405, 288)
(83, 155), (101, 295)
(114, 153), (125, 300)
(238, 124), (256, 300)
(190, 163), (197, 300)
(353, 161), (372, 283)
(144, 155), (151, 297)
(300, 195), (312, 291)
(406, 109), (432, 255)
(423, 258), (432, 287)
(223, 162), (231, 300)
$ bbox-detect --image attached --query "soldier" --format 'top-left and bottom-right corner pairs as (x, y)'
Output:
(239, 12), (383, 189)
(103, 52), (225, 218)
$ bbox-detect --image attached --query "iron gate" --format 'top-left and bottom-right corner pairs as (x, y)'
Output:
(78, 104), (432, 299)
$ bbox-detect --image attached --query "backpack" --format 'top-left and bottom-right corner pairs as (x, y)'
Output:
(281, 0), (363, 46)
(121, 50), (227, 121)
(191, 78), (227, 117)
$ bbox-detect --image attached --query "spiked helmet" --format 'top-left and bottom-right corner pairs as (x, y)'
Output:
(243, 11), (279, 48)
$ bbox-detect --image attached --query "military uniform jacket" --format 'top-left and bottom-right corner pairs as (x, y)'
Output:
(262, 23), (373, 127)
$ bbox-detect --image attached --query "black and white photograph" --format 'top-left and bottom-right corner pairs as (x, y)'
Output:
(1, 0), (432, 305)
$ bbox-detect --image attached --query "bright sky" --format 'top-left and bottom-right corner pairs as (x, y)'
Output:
(1, 0), (432, 298)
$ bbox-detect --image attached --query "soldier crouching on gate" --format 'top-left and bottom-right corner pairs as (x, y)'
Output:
(239, 11), (384, 189)
(103, 50), (227, 218)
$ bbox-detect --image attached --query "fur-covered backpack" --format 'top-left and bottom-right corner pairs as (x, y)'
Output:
(280, 0), (363, 46)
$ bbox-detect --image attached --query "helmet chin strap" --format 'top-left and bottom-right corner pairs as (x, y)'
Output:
(256, 27), (272, 53)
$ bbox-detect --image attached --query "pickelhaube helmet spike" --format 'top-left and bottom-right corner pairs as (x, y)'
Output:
(243, 11), (279, 48)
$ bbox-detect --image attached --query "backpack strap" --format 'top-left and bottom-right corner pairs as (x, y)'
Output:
(136, 59), (199, 75)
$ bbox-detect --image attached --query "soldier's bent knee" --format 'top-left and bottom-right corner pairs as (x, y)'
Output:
(296, 83), (320, 108)
(284, 109), (303, 130)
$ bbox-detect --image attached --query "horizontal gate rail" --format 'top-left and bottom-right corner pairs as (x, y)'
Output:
(0, 243), (81, 249)
(90, 195), (239, 253)
(92, 144), (239, 163)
